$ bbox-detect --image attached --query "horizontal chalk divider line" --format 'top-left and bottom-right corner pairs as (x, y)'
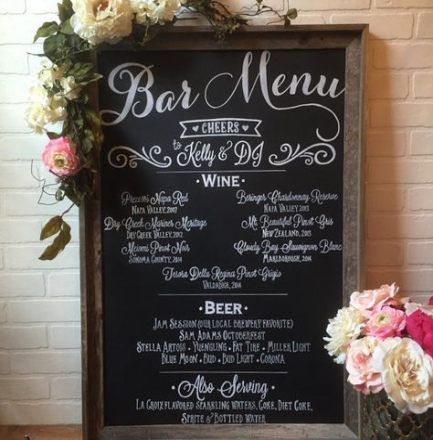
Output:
(156, 169), (287, 174)
(158, 293), (289, 296)
(159, 371), (288, 374)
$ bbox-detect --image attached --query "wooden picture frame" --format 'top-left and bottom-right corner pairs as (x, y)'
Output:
(81, 25), (367, 440)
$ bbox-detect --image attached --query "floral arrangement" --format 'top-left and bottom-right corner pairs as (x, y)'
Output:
(26, 0), (297, 260)
(324, 284), (433, 415)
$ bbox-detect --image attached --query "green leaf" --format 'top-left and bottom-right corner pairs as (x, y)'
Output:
(33, 21), (59, 43)
(58, 0), (74, 23)
(287, 8), (298, 20)
(39, 221), (71, 261)
(40, 216), (63, 240)
(46, 131), (61, 140)
(60, 19), (74, 35)
(43, 33), (67, 62)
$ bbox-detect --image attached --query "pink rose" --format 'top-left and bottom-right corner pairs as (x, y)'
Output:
(346, 336), (383, 395)
(406, 309), (433, 358)
(41, 137), (79, 177)
(350, 284), (403, 318)
(365, 306), (406, 339)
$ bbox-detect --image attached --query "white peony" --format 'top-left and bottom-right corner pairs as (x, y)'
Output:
(372, 338), (433, 414)
(324, 306), (364, 364)
(25, 85), (67, 133)
(70, 0), (133, 45)
(131, 0), (182, 25)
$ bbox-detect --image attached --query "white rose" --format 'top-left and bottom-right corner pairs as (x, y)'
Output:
(372, 338), (433, 414)
(324, 306), (364, 364)
(132, 0), (182, 25)
(70, 0), (133, 45)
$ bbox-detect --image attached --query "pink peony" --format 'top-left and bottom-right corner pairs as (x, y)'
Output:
(406, 309), (433, 358)
(350, 284), (404, 318)
(365, 306), (406, 339)
(41, 137), (79, 177)
(346, 336), (383, 394)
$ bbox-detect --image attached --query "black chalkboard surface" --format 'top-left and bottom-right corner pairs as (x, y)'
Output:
(99, 47), (345, 426)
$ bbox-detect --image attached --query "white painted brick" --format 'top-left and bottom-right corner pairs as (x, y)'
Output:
(368, 160), (433, 183)
(418, 12), (433, 39)
(26, 0), (59, 14)
(367, 269), (433, 292)
(376, 0), (433, 7)
(0, 134), (43, 160)
(368, 73), (409, 99)
(50, 325), (81, 349)
(6, 402), (82, 424)
(288, 15), (325, 25)
(408, 187), (433, 210)
(0, 303), (6, 323)
(331, 14), (413, 39)
(365, 187), (405, 211)
(411, 131), (433, 155)
(407, 242), (433, 265)
(293, 0), (370, 10)
(368, 214), (433, 238)
(0, 353), (10, 374)
(0, 75), (32, 103)
(0, 377), (49, 400)
(3, 192), (79, 216)
(371, 103), (433, 127)
(4, 246), (79, 270)
(0, 104), (30, 132)
(0, 219), (41, 243)
(0, 14), (57, 44)
(0, 164), (39, 189)
(51, 376), (81, 399)
(373, 43), (433, 69)
(414, 72), (433, 98)
(7, 299), (80, 323)
(366, 130), (407, 156)
(0, 46), (28, 74)
(11, 351), (81, 374)
(0, 326), (48, 349)
(365, 242), (403, 266)
(0, 0), (25, 13)
(0, 273), (45, 297)
(47, 272), (80, 297)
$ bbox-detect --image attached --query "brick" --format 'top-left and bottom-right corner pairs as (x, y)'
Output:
(292, 0), (370, 10)
(367, 74), (409, 99)
(0, 353), (10, 374)
(331, 14), (413, 39)
(0, 273), (45, 297)
(418, 12), (433, 39)
(373, 43), (433, 69)
(0, 303), (6, 323)
(11, 351), (81, 374)
(26, 0), (59, 14)
(4, 245), (79, 270)
(364, 242), (403, 266)
(47, 272), (80, 297)
(0, 75), (32, 103)
(50, 325), (81, 349)
(376, 0), (433, 7)
(3, 192), (79, 216)
(365, 187), (405, 211)
(368, 215), (433, 239)
(5, 402), (82, 424)
(367, 269), (433, 292)
(371, 103), (433, 127)
(51, 376), (81, 399)
(0, 135), (43, 160)
(407, 242), (433, 265)
(0, 326), (48, 349)
(408, 187), (433, 210)
(223, 0), (284, 11)
(368, 160), (433, 183)
(0, 0), (25, 13)
(0, 46), (28, 74)
(288, 15), (325, 25)
(0, 378), (49, 400)
(366, 130), (407, 157)
(7, 299), (80, 323)
(0, 164), (40, 188)
(0, 219), (41, 243)
(0, 14), (57, 44)
(411, 131), (433, 155)
(414, 72), (433, 98)
(0, 104), (31, 132)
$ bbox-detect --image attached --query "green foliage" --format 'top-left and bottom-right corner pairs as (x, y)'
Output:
(39, 218), (71, 260)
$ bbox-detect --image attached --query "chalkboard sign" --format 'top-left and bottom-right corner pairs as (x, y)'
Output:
(81, 25), (366, 440)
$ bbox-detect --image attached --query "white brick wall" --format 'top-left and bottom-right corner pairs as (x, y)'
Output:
(0, 0), (432, 426)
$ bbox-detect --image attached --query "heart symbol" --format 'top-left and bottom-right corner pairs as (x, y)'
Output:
(192, 125), (199, 132)
(242, 125), (249, 132)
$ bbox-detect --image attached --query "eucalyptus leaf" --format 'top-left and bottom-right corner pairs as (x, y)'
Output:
(33, 21), (59, 43)
(39, 221), (71, 261)
(40, 216), (63, 240)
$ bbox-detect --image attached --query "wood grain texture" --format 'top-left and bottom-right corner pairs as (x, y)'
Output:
(0, 426), (82, 440)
